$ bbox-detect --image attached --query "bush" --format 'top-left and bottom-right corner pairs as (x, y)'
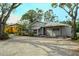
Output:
(0, 33), (9, 40)
(77, 33), (79, 39)
(15, 31), (29, 36)
(28, 32), (34, 36)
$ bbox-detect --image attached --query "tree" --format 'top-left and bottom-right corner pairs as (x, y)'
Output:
(51, 3), (79, 40)
(21, 8), (43, 23)
(60, 20), (71, 25)
(21, 10), (37, 23)
(60, 16), (71, 25)
(76, 21), (79, 32)
(18, 20), (29, 31)
(21, 9), (43, 29)
(21, 10), (38, 33)
(44, 9), (56, 22)
(36, 8), (43, 21)
(0, 3), (21, 39)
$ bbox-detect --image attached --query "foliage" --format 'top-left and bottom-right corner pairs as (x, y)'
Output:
(51, 3), (79, 19)
(44, 9), (56, 22)
(0, 33), (9, 40)
(21, 10), (37, 23)
(0, 3), (21, 39)
(15, 21), (29, 36)
(60, 20), (71, 25)
(21, 8), (43, 23)
(20, 8), (44, 36)
(36, 8), (43, 21)
(76, 22), (79, 32)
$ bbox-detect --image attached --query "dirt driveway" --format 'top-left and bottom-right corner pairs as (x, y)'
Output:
(0, 36), (79, 56)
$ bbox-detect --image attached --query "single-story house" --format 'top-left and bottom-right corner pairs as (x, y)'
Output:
(5, 24), (20, 33)
(31, 20), (72, 37)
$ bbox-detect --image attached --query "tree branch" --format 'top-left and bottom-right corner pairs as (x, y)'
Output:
(2, 3), (21, 24)
(62, 8), (73, 18)
(13, 3), (21, 9)
(0, 4), (5, 22)
(74, 4), (78, 19)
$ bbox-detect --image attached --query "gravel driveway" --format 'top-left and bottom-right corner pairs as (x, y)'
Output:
(0, 36), (79, 56)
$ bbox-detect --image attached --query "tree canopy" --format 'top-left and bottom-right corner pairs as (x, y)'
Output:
(44, 9), (57, 22)
(0, 3), (21, 39)
(51, 3), (79, 40)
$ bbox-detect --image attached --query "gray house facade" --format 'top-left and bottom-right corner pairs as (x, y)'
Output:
(31, 21), (71, 38)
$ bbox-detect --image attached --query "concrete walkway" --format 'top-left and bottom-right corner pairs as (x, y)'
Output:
(0, 36), (79, 56)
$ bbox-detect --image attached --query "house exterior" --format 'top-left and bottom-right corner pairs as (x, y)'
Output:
(5, 24), (20, 33)
(31, 21), (72, 38)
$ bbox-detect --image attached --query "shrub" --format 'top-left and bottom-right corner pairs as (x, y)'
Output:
(77, 33), (79, 39)
(0, 33), (9, 40)
(15, 31), (29, 36)
(28, 32), (34, 36)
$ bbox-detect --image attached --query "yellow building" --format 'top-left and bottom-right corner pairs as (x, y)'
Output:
(5, 24), (20, 33)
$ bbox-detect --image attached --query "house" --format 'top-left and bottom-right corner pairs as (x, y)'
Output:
(31, 20), (72, 37)
(5, 24), (20, 33)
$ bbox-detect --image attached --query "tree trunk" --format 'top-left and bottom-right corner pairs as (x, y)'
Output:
(71, 18), (77, 40)
(0, 22), (4, 36)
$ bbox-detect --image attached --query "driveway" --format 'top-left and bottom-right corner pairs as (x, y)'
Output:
(0, 36), (79, 56)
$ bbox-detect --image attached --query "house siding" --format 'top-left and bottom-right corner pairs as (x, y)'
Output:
(45, 27), (61, 37)
(45, 26), (71, 37)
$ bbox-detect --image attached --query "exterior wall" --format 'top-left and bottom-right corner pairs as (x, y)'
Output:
(31, 21), (45, 36)
(61, 26), (71, 37)
(45, 27), (61, 37)
(61, 27), (66, 37)
(45, 26), (71, 37)
(64, 26), (71, 37)
(5, 25), (18, 33)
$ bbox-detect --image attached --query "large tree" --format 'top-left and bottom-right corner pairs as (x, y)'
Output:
(21, 9), (43, 23)
(44, 9), (56, 22)
(36, 8), (43, 21)
(52, 3), (79, 40)
(21, 9), (43, 35)
(21, 10), (37, 23)
(0, 3), (21, 38)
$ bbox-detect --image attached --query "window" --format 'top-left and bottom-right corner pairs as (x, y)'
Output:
(33, 30), (37, 34)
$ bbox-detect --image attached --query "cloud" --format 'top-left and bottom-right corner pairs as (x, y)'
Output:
(6, 15), (21, 24)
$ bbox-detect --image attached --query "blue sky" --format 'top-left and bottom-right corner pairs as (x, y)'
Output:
(14, 3), (68, 20)
(7, 3), (76, 24)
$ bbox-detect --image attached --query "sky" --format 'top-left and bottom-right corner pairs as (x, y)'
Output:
(6, 3), (77, 24)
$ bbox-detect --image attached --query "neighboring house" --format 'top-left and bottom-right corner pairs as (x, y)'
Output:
(5, 24), (20, 33)
(31, 20), (72, 37)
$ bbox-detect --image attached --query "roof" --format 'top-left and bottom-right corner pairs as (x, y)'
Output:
(31, 21), (71, 30)
(32, 26), (41, 30)
(45, 22), (71, 27)
(31, 20), (46, 29)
